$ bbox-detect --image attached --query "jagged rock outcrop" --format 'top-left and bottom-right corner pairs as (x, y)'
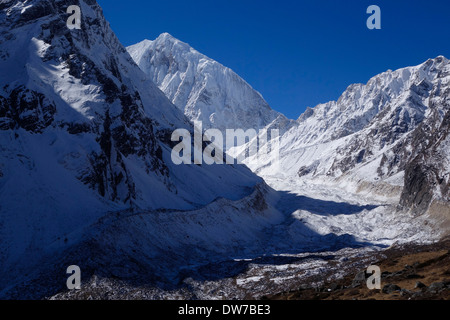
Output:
(400, 109), (450, 215)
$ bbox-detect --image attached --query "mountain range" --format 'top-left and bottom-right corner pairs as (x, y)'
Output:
(232, 55), (449, 217)
(0, 0), (448, 299)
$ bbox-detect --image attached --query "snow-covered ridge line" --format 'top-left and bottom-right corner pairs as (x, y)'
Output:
(243, 56), (448, 173)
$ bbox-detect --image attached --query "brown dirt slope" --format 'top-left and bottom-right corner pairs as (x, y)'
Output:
(264, 238), (450, 300)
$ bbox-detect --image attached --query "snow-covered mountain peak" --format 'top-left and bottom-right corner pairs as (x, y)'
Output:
(155, 32), (185, 46)
(128, 33), (286, 132)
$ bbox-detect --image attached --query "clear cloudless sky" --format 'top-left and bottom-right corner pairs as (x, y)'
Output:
(97, 0), (450, 119)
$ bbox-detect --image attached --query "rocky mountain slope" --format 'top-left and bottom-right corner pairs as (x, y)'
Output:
(265, 238), (450, 300)
(399, 98), (450, 232)
(127, 33), (290, 134)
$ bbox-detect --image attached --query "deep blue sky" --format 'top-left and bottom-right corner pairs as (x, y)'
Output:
(97, 0), (450, 119)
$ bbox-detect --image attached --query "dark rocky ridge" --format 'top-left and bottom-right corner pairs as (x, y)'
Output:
(399, 60), (450, 216)
(400, 109), (450, 215)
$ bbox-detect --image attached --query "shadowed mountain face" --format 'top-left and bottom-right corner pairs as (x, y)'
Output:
(397, 63), (450, 215)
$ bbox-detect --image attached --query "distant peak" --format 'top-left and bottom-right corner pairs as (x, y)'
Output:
(433, 55), (447, 60)
(433, 55), (448, 63)
(153, 32), (194, 53)
(425, 55), (448, 63)
(160, 32), (173, 38)
(156, 32), (178, 42)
